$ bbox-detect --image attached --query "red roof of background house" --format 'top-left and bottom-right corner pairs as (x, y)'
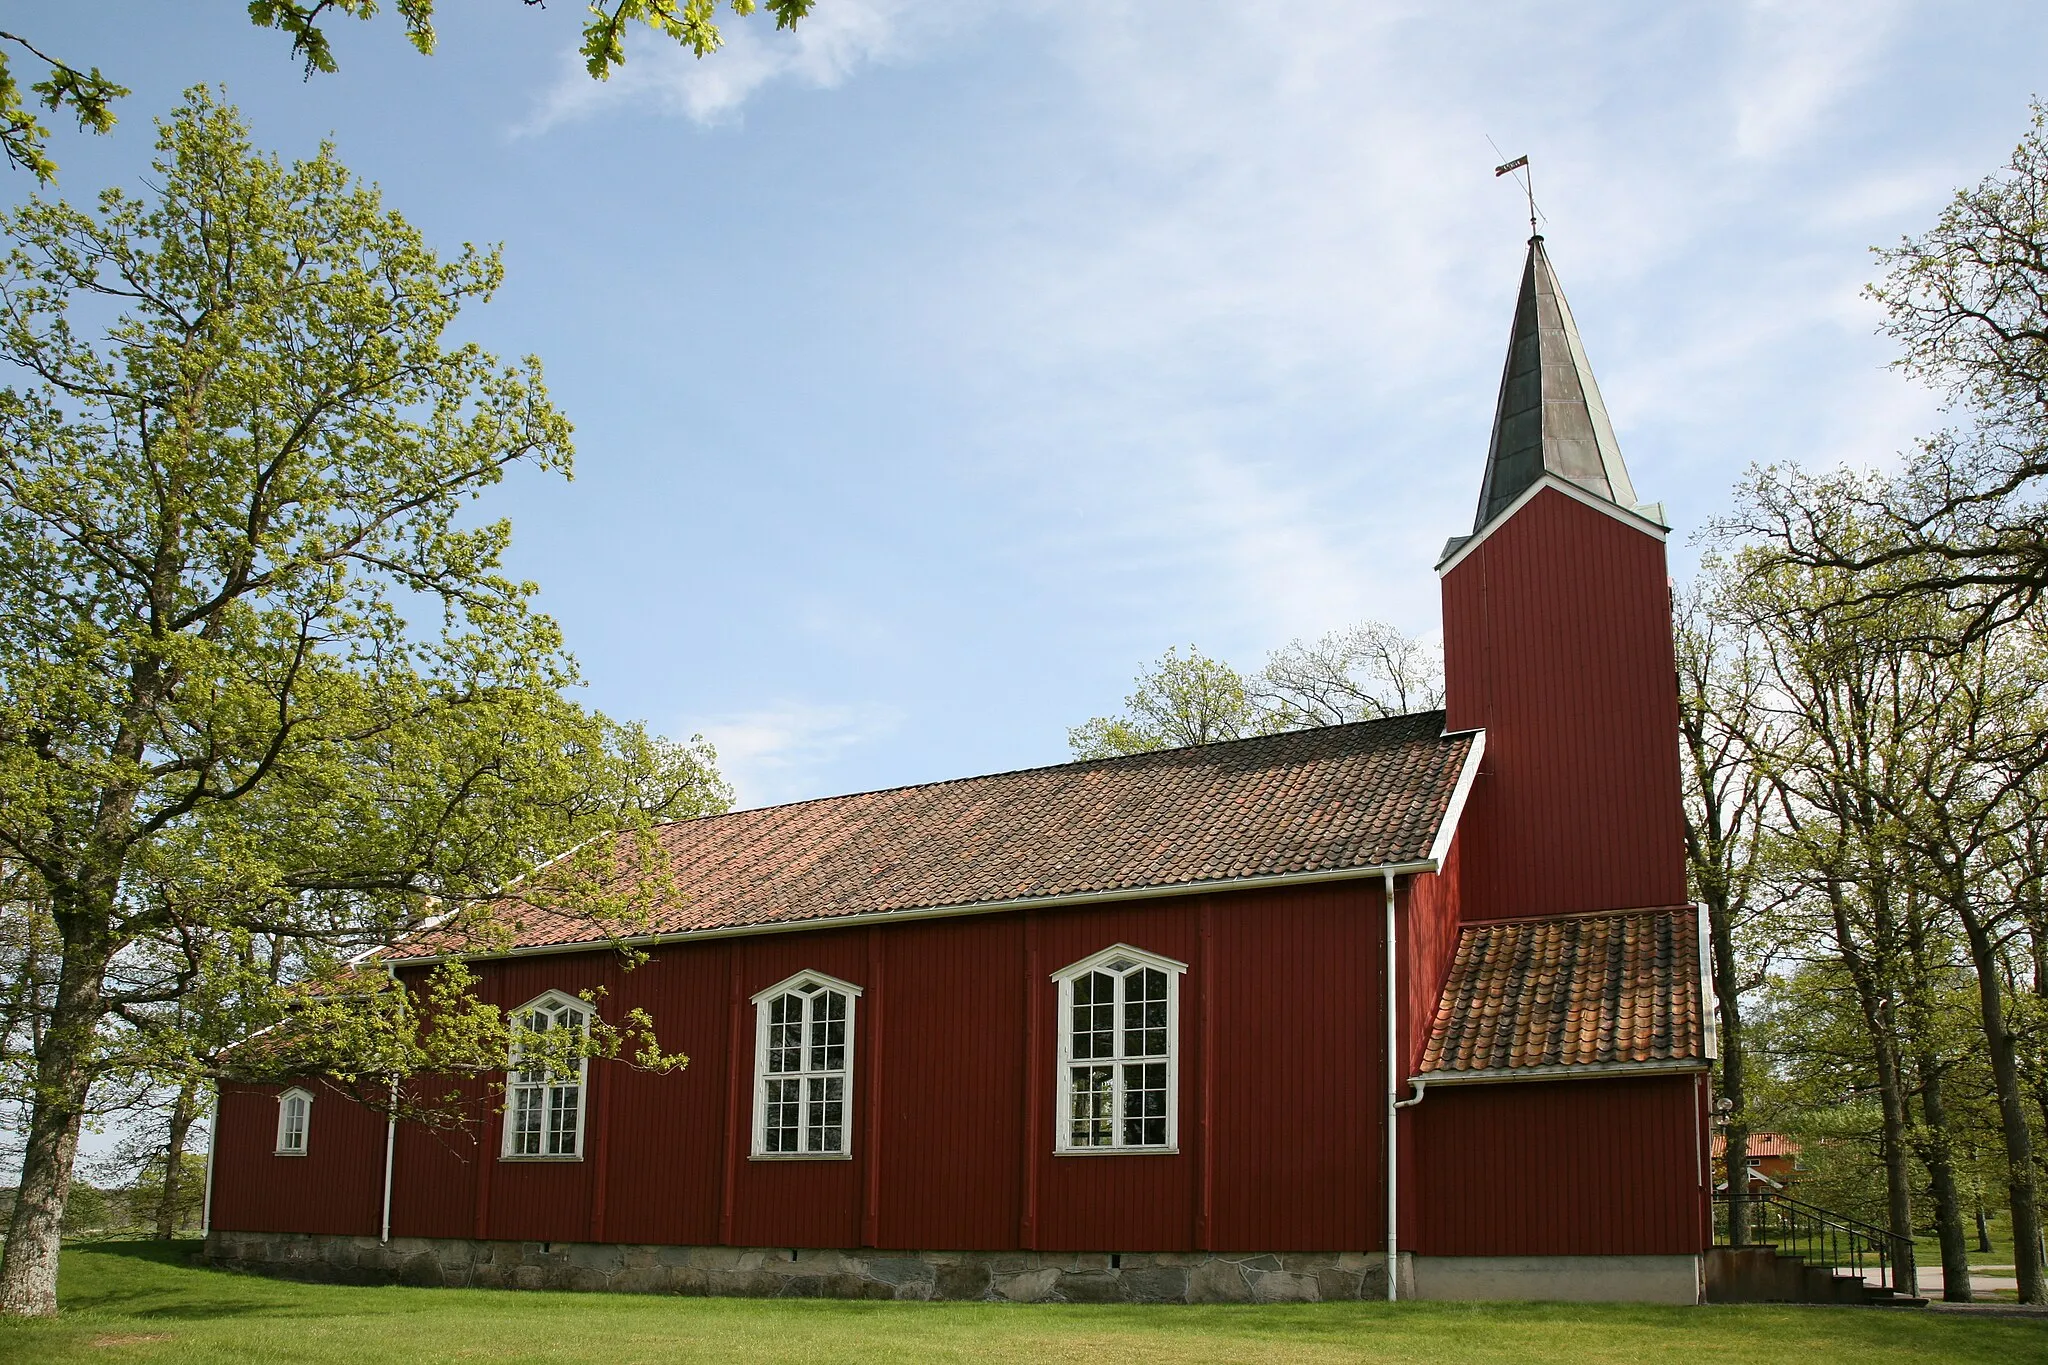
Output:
(1419, 906), (1707, 1077)
(1713, 1132), (1799, 1160)
(389, 711), (1479, 960)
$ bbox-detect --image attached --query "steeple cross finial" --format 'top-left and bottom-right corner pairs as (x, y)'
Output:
(1493, 152), (1538, 239)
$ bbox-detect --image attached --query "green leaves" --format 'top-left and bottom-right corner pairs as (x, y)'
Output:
(0, 32), (128, 184)
(0, 84), (726, 1150)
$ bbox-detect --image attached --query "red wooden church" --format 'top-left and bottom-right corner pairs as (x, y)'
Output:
(206, 236), (1714, 1304)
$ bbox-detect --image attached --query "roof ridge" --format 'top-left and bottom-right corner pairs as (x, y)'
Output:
(670, 707), (1454, 828)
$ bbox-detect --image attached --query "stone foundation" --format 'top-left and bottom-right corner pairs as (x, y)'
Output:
(204, 1230), (1408, 1303)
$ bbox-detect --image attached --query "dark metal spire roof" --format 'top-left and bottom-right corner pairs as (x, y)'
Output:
(1473, 236), (1638, 533)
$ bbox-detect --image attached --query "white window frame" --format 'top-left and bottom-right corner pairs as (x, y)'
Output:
(750, 969), (862, 1161)
(275, 1086), (314, 1156)
(501, 990), (591, 1161)
(1052, 944), (1186, 1155)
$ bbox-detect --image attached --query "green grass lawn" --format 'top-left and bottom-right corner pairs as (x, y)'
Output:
(1914, 1212), (2024, 1270)
(0, 1240), (2042, 1364)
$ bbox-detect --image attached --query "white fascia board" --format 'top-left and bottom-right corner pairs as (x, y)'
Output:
(1412, 1058), (1711, 1087)
(1695, 903), (1720, 1063)
(1435, 474), (1669, 577)
(1426, 728), (1486, 866)
(388, 857), (1441, 969)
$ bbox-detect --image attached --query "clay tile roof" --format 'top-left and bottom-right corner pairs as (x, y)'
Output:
(1713, 1132), (1799, 1160)
(389, 711), (1476, 961)
(1419, 906), (1707, 1078)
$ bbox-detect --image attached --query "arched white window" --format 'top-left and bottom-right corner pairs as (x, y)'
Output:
(503, 991), (590, 1160)
(1053, 945), (1186, 1153)
(275, 1087), (313, 1156)
(750, 971), (862, 1159)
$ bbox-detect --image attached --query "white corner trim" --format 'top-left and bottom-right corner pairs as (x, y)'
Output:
(1695, 904), (1720, 1063)
(750, 968), (866, 1006)
(1426, 729), (1486, 866)
(1435, 474), (1669, 577)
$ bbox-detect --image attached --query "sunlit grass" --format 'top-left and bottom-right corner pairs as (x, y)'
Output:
(0, 1240), (2040, 1364)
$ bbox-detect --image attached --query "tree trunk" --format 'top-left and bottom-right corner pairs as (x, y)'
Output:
(1913, 1055), (1973, 1301)
(154, 1081), (200, 1240)
(1709, 892), (1751, 1246)
(1955, 901), (2046, 1304)
(1826, 882), (1918, 1296)
(1977, 1204), (1994, 1254)
(0, 938), (109, 1316)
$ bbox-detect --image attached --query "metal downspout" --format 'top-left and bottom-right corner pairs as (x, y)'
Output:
(1384, 868), (1399, 1301)
(380, 1077), (397, 1244)
(200, 1083), (219, 1240)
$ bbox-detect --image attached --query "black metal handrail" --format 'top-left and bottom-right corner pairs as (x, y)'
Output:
(1714, 1189), (1911, 1293)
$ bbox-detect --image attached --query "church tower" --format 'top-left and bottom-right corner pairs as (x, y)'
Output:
(1438, 237), (1688, 919)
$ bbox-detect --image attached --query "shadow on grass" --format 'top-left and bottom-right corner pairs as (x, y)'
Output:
(64, 1238), (202, 1265)
(60, 1240), (332, 1322)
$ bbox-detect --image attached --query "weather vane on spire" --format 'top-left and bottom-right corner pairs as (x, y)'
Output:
(1492, 152), (1539, 238)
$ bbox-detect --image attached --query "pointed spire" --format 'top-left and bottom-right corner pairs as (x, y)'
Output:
(1473, 237), (1638, 533)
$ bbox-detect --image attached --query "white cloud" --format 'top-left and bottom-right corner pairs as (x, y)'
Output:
(1728, 0), (1907, 160)
(523, 0), (943, 131)
(904, 0), (1943, 651)
(694, 700), (903, 808)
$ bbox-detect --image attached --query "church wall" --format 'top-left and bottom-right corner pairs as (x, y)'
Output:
(1401, 1072), (1710, 1257)
(209, 1078), (385, 1238)
(1399, 841), (1463, 1076)
(1441, 487), (1688, 919)
(209, 878), (1400, 1257)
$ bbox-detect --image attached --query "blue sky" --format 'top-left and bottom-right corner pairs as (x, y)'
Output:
(19, 1), (2048, 809)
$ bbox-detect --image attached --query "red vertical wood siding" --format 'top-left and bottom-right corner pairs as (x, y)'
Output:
(387, 1079), (486, 1240)
(598, 941), (729, 1247)
(873, 914), (1025, 1251)
(1441, 487), (1688, 918)
(1400, 842), (1463, 1076)
(1204, 884), (1384, 1251)
(1404, 1075), (1708, 1255)
(210, 879), (1701, 1261)
(209, 1080), (382, 1236)
(212, 882), (1407, 1254)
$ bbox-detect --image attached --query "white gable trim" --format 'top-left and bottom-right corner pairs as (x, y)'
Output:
(1426, 728), (1486, 866)
(1049, 942), (1188, 982)
(750, 968), (866, 1006)
(1436, 474), (1668, 577)
(512, 988), (589, 1017)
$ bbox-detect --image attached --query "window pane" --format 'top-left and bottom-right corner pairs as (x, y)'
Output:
(764, 1076), (800, 1152)
(807, 1075), (844, 1153)
(512, 1085), (544, 1156)
(1122, 1062), (1168, 1146)
(1069, 1065), (1113, 1147)
(1073, 971), (1114, 1060)
(768, 994), (801, 1073)
(1124, 967), (1168, 1057)
(282, 1097), (306, 1150)
(811, 991), (846, 1072)
(547, 1083), (580, 1156)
